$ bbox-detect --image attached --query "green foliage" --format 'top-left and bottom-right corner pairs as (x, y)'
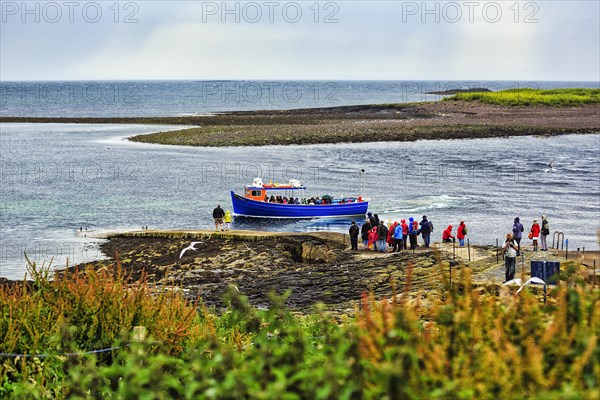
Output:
(447, 88), (600, 106)
(1, 260), (599, 399)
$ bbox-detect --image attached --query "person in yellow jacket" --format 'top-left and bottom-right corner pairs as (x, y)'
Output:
(223, 210), (232, 231)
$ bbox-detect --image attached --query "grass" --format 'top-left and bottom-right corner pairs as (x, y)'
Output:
(447, 88), (600, 106)
(1, 256), (599, 398)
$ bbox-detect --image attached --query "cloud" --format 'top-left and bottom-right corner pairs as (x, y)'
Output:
(1, 1), (598, 81)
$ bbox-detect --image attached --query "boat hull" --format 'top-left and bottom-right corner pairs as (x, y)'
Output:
(231, 191), (368, 218)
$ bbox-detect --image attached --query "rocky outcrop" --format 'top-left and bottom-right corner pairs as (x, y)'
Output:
(301, 240), (338, 263)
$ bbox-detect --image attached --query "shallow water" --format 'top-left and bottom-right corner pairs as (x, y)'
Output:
(1, 123), (598, 279)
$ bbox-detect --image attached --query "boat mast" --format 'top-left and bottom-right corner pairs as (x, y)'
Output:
(359, 169), (365, 198)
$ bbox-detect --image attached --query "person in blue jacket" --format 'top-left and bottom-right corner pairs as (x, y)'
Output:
(408, 217), (419, 250)
(393, 222), (403, 252)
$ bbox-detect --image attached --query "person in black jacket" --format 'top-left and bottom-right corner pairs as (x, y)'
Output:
(367, 212), (376, 228)
(349, 221), (359, 251)
(377, 221), (388, 253)
(361, 220), (372, 250)
(213, 205), (225, 231)
(540, 215), (550, 251)
(419, 215), (433, 248)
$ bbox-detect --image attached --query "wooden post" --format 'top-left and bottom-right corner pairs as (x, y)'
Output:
(565, 239), (569, 260)
(453, 239), (456, 259)
(496, 239), (499, 265)
(467, 239), (471, 262)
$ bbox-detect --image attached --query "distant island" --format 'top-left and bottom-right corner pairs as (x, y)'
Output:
(424, 87), (492, 95)
(2, 88), (598, 147)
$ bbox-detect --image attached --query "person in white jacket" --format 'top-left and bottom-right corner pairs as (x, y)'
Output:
(502, 233), (518, 282)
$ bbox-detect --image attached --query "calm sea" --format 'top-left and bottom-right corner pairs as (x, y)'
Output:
(1, 80), (598, 117)
(1, 81), (599, 279)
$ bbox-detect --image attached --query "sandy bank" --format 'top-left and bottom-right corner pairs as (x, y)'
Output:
(2, 101), (598, 147)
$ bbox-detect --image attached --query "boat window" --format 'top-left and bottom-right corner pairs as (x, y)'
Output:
(252, 190), (262, 197)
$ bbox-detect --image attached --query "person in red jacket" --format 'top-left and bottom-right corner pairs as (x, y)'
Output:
(457, 221), (467, 247)
(368, 226), (378, 251)
(530, 219), (541, 251)
(442, 225), (455, 243)
(387, 221), (397, 248)
(401, 219), (409, 249)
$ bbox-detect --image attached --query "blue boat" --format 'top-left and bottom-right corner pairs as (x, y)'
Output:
(230, 178), (368, 218)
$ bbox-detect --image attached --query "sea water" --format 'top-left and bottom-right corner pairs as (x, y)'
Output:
(2, 80), (598, 117)
(1, 80), (599, 278)
(1, 121), (598, 279)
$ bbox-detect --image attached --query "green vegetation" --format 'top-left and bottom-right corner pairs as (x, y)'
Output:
(447, 88), (600, 106)
(1, 259), (599, 399)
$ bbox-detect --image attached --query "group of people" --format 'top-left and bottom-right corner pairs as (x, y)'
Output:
(212, 205), (232, 231)
(441, 221), (468, 247)
(348, 213), (468, 252)
(265, 195), (301, 204)
(264, 195), (357, 205)
(502, 215), (550, 281)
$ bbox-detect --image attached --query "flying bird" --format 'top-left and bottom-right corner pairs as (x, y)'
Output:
(503, 277), (546, 293)
(544, 157), (557, 173)
(517, 277), (546, 293)
(503, 278), (523, 287)
(179, 242), (202, 259)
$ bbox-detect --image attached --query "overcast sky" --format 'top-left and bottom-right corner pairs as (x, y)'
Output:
(1, 1), (598, 81)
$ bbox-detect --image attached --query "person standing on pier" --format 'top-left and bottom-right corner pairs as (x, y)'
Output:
(393, 222), (403, 252)
(349, 221), (360, 251)
(361, 220), (372, 250)
(540, 215), (550, 251)
(512, 217), (524, 255)
(419, 216), (433, 248)
(530, 219), (540, 251)
(368, 225), (378, 251)
(213, 205), (225, 231)
(457, 221), (467, 247)
(401, 219), (409, 249)
(377, 221), (389, 253)
(502, 233), (518, 282)
(408, 217), (419, 250)
(367, 212), (376, 228)
(223, 209), (232, 231)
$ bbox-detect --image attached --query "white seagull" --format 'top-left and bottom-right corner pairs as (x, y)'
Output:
(503, 277), (546, 293)
(179, 241), (202, 259)
(544, 158), (557, 173)
(503, 278), (523, 287)
(517, 277), (546, 293)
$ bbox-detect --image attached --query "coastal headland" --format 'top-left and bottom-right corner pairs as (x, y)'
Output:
(2, 98), (599, 147)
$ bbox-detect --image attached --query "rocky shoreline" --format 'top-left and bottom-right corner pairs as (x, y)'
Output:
(2, 101), (598, 147)
(3, 229), (591, 314)
(55, 229), (572, 314)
